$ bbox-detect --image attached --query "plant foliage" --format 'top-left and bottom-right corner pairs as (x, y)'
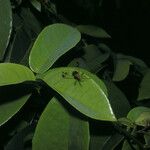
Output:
(0, 0), (150, 150)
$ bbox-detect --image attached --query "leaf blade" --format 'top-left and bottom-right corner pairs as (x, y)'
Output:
(0, 94), (31, 126)
(29, 23), (81, 74)
(41, 67), (116, 121)
(0, 0), (12, 60)
(0, 63), (35, 86)
(33, 97), (89, 150)
(76, 25), (111, 38)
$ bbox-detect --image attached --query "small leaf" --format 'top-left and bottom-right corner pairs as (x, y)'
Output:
(135, 112), (150, 127)
(77, 25), (111, 38)
(113, 59), (132, 81)
(138, 70), (150, 100)
(0, 94), (31, 126)
(117, 118), (135, 128)
(83, 44), (110, 72)
(30, 0), (41, 12)
(0, 0), (12, 60)
(41, 67), (116, 121)
(127, 106), (150, 126)
(29, 23), (81, 74)
(0, 63), (35, 86)
(117, 54), (148, 68)
(33, 97), (89, 150)
(69, 44), (110, 73)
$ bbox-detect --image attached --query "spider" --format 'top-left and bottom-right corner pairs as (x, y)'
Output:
(62, 70), (89, 86)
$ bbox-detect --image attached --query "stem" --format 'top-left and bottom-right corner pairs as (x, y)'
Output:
(113, 123), (145, 149)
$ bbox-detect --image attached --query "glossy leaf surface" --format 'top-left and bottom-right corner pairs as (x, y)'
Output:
(29, 23), (81, 74)
(41, 67), (116, 121)
(0, 63), (35, 86)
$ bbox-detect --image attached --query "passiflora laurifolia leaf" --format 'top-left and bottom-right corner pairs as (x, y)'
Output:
(29, 23), (81, 74)
(127, 106), (150, 126)
(76, 25), (111, 38)
(40, 67), (116, 121)
(33, 97), (89, 150)
(0, 94), (31, 126)
(0, 63), (35, 86)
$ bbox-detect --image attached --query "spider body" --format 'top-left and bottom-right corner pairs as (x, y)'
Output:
(62, 70), (88, 86)
(72, 71), (82, 82)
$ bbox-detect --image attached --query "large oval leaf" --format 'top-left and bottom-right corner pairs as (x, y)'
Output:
(0, 63), (35, 86)
(138, 70), (150, 100)
(0, 0), (12, 60)
(40, 67), (116, 121)
(127, 106), (150, 126)
(29, 23), (81, 74)
(0, 94), (31, 126)
(33, 97), (89, 150)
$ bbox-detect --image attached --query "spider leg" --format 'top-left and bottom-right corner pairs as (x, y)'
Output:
(80, 73), (90, 80)
(74, 80), (77, 86)
(78, 81), (82, 86)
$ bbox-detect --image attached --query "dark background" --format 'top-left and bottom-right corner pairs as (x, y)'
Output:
(54, 0), (150, 66)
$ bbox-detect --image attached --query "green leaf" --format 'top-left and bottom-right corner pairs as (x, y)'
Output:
(144, 132), (150, 147)
(90, 120), (123, 150)
(90, 135), (110, 150)
(29, 23), (81, 74)
(76, 25), (111, 38)
(0, 63), (35, 86)
(127, 107), (150, 126)
(0, 0), (12, 60)
(30, 0), (41, 12)
(122, 140), (134, 150)
(5, 125), (34, 150)
(138, 70), (150, 100)
(117, 54), (148, 68)
(41, 67), (116, 121)
(101, 133), (123, 150)
(90, 133), (123, 150)
(0, 94), (31, 126)
(83, 44), (110, 72)
(117, 118), (135, 128)
(33, 97), (89, 150)
(68, 44), (110, 73)
(113, 59), (132, 81)
(104, 82), (130, 118)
